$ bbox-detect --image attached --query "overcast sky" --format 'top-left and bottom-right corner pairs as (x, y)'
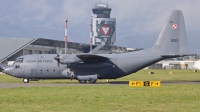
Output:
(0, 0), (200, 51)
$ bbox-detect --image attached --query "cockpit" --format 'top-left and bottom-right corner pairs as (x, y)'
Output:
(14, 58), (24, 69)
(15, 58), (24, 63)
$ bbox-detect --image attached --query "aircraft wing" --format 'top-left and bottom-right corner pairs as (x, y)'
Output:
(161, 54), (196, 58)
(76, 54), (108, 63)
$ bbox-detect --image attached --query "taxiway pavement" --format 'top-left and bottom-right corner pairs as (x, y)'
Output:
(0, 81), (200, 89)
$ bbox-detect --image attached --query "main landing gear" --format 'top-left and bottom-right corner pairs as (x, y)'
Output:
(88, 80), (97, 83)
(23, 78), (29, 83)
(78, 80), (97, 84)
(78, 80), (87, 83)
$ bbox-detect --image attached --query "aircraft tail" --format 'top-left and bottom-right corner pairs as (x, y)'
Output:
(151, 10), (189, 55)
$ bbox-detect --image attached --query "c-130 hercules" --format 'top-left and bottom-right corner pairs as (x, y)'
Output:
(3, 10), (191, 83)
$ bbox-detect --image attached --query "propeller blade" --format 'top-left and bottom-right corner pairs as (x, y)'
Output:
(55, 58), (60, 67)
(59, 48), (62, 54)
(54, 52), (60, 67)
(2, 58), (8, 67)
(54, 48), (65, 67)
(0, 63), (5, 72)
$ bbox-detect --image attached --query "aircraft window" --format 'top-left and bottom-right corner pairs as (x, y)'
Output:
(15, 65), (20, 69)
(94, 10), (110, 15)
(41, 70), (42, 71)
(15, 58), (23, 63)
(21, 58), (24, 63)
(53, 70), (55, 71)
(47, 70), (49, 71)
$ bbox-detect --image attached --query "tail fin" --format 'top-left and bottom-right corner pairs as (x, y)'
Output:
(152, 10), (189, 54)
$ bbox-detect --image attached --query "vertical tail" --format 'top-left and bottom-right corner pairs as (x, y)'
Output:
(152, 10), (189, 54)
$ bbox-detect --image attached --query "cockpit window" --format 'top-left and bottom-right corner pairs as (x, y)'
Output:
(15, 58), (24, 63)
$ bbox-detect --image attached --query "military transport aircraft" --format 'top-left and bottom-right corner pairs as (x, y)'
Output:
(3, 10), (191, 83)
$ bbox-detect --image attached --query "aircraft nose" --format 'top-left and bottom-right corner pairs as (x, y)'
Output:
(4, 66), (14, 76)
(0, 64), (5, 72)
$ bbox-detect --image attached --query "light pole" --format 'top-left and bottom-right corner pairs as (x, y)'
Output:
(65, 19), (68, 54)
(90, 24), (93, 54)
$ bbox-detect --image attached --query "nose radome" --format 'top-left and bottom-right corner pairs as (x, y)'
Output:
(4, 66), (14, 76)
(0, 64), (4, 72)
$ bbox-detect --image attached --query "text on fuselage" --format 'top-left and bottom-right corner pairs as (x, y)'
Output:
(26, 60), (53, 63)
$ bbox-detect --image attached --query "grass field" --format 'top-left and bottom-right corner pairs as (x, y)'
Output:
(0, 85), (200, 112)
(1, 69), (200, 112)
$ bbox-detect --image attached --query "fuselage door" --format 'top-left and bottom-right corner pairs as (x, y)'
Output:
(31, 69), (37, 77)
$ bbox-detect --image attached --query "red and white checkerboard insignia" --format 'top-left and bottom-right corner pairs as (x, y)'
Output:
(172, 24), (177, 29)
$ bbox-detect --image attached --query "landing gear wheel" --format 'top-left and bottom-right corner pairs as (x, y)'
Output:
(78, 80), (87, 83)
(88, 80), (97, 84)
(23, 78), (29, 83)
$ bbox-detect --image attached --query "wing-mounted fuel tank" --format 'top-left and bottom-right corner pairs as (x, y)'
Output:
(76, 75), (98, 81)
(61, 62), (112, 80)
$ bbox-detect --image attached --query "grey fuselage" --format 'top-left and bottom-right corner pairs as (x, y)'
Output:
(4, 50), (163, 80)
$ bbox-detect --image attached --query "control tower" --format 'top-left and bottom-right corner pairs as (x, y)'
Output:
(91, 2), (116, 45)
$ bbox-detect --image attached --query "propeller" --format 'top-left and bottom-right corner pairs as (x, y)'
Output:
(4, 58), (8, 67)
(0, 58), (7, 72)
(54, 48), (62, 67)
(0, 63), (5, 72)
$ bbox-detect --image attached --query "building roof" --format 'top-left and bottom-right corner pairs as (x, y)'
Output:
(0, 37), (129, 63)
(0, 38), (37, 63)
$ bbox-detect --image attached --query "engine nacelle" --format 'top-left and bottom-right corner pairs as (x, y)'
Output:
(61, 69), (74, 78)
(59, 54), (81, 64)
(76, 75), (98, 81)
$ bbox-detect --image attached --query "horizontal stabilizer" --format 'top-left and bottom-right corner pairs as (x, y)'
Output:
(162, 54), (196, 58)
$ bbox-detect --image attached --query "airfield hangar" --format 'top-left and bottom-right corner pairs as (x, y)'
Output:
(0, 37), (129, 64)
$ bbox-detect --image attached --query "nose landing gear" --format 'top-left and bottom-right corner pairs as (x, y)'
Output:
(23, 78), (29, 83)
